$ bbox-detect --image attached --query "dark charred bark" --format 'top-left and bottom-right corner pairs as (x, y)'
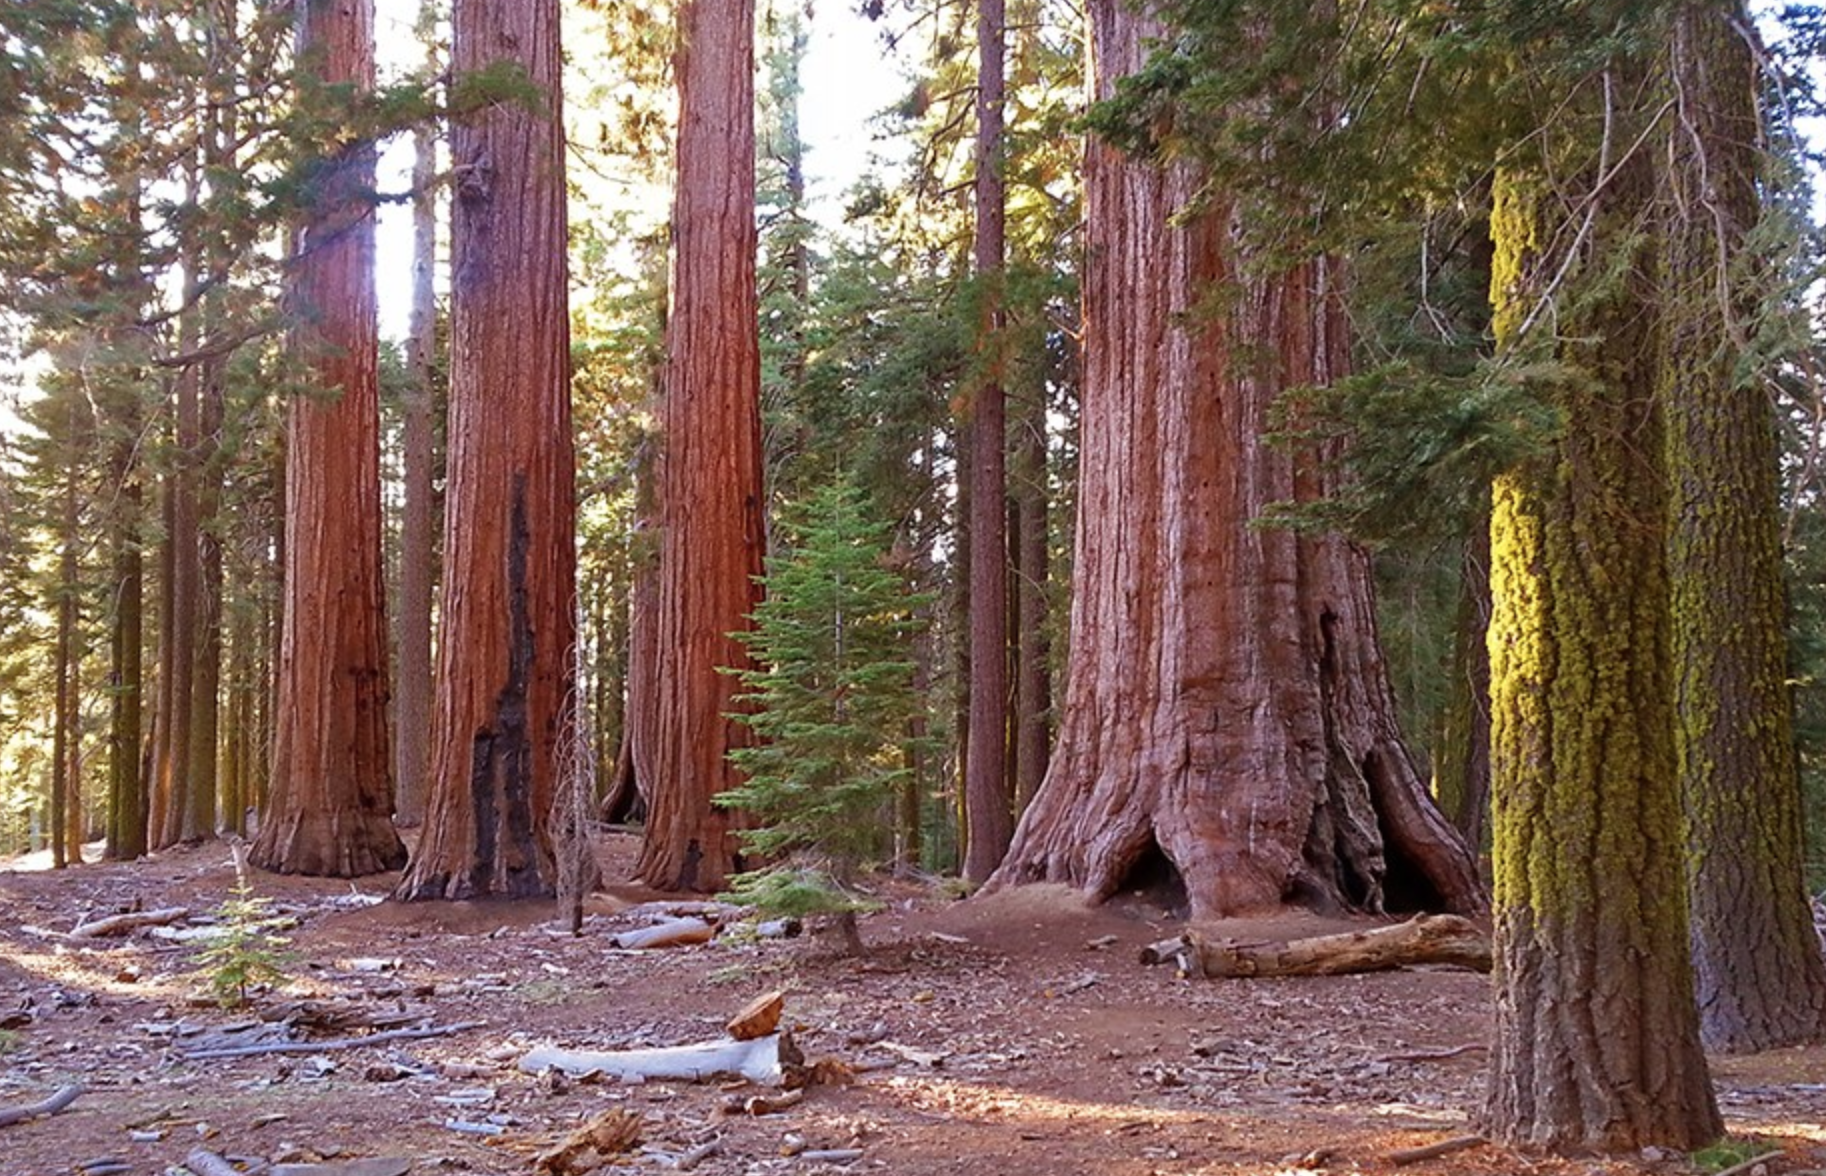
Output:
(397, 0), (575, 901)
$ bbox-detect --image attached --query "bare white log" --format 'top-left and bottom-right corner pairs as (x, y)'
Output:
(608, 918), (715, 950)
(519, 1032), (789, 1086)
(69, 907), (189, 939)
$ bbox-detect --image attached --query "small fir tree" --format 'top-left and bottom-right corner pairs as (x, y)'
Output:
(717, 478), (932, 953)
(196, 843), (291, 1007)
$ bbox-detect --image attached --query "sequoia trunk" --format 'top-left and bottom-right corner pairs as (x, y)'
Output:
(396, 0), (576, 900)
(988, 0), (1481, 919)
(633, 0), (767, 893)
(253, 0), (406, 878)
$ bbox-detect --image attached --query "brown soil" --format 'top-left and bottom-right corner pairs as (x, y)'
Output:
(1, 832), (1821, 1176)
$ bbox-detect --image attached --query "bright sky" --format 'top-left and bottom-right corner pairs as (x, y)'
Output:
(367, 1), (908, 340)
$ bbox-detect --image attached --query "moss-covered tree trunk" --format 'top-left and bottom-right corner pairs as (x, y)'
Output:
(1483, 158), (1720, 1150)
(395, 0), (575, 900)
(1661, 0), (1826, 1052)
(987, 0), (1482, 919)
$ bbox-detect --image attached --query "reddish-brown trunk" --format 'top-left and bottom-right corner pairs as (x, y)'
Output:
(633, 0), (767, 893)
(394, 95), (440, 829)
(252, 0), (404, 878)
(963, 0), (1012, 885)
(988, 0), (1482, 919)
(1011, 379), (1050, 812)
(396, 0), (575, 901)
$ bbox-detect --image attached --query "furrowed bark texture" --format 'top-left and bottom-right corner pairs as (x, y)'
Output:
(396, 0), (575, 900)
(1663, 0), (1826, 1052)
(963, 0), (1011, 884)
(254, 0), (405, 878)
(1483, 161), (1721, 1150)
(634, 0), (767, 893)
(394, 96), (440, 830)
(988, 0), (1481, 920)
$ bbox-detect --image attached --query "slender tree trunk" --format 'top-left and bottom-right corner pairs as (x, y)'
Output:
(1431, 497), (1492, 848)
(107, 432), (145, 860)
(1011, 377), (1051, 812)
(397, 0), (575, 900)
(1483, 152), (1720, 1150)
(989, 0), (1481, 919)
(1662, 0), (1826, 1053)
(395, 71), (440, 829)
(633, 0), (767, 893)
(52, 444), (80, 869)
(963, 0), (1011, 885)
(253, 0), (405, 878)
(155, 357), (200, 848)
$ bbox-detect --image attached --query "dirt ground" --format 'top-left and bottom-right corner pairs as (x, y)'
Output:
(1, 832), (1821, 1176)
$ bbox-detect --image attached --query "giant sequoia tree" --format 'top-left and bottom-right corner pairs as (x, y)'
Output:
(397, 0), (576, 900)
(988, 0), (1481, 918)
(633, 0), (768, 894)
(253, 0), (405, 878)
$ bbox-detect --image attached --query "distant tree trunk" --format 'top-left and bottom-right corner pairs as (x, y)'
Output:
(633, 0), (767, 893)
(395, 81), (440, 830)
(252, 0), (405, 878)
(1430, 498), (1491, 848)
(107, 414), (146, 860)
(153, 353), (200, 849)
(52, 439), (81, 869)
(1662, 0), (1826, 1053)
(963, 0), (1011, 885)
(1482, 152), (1720, 1149)
(989, 0), (1481, 919)
(1011, 377), (1050, 812)
(397, 0), (575, 900)
(606, 439), (657, 826)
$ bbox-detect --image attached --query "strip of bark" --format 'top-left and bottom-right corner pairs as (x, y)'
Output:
(183, 1150), (243, 1176)
(1387, 1135), (1487, 1165)
(179, 1020), (484, 1061)
(1189, 915), (1490, 979)
(0, 1084), (84, 1128)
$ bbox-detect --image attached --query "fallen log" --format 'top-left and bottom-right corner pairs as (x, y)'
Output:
(179, 1020), (484, 1061)
(70, 907), (189, 939)
(608, 918), (715, 951)
(0, 1083), (84, 1128)
(1185, 914), (1491, 979)
(183, 1150), (244, 1176)
(519, 1031), (798, 1086)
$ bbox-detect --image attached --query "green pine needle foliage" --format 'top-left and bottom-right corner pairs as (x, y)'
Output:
(716, 477), (934, 920)
(196, 852), (292, 1008)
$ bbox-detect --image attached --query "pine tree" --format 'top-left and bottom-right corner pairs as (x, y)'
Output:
(717, 479), (933, 953)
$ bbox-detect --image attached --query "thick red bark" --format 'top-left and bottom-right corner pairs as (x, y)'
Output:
(987, 0), (1482, 919)
(633, 0), (767, 893)
(252, 0), (405, 878)
(396, 0), (575, 901)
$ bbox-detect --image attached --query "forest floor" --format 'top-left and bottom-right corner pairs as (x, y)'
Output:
(0, 831), (1822, 1176)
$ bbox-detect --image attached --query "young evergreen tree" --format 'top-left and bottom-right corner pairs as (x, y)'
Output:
(718, 478), (932, 953)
